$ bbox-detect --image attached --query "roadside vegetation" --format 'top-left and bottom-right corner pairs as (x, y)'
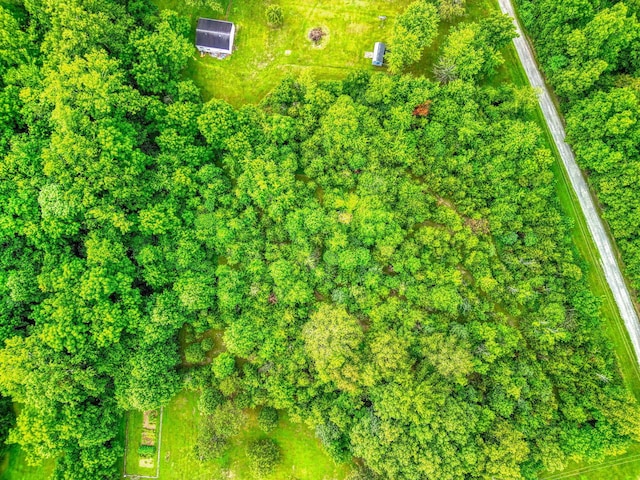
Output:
(514, 0), (640, 298)
(1, 0), (640, 479)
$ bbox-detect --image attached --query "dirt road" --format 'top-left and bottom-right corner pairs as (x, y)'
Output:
(498, 0), (640, 364)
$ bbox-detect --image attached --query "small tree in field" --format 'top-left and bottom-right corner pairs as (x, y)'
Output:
(258, 406), (279, 432)
(438, 0), (466, 21)
(266, 5), (284, 27)
(247, 438), (281, 477)
(433, 57), (458, 83)
(184, 0), (223, 13)
(388, 0), (440, 73)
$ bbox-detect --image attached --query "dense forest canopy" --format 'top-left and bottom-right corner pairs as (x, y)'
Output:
(0, 0), (639, 479)
(515, 0), (640, 295)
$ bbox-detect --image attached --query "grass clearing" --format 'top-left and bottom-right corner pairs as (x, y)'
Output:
(0, 446), (54, 480)
(157, 390), (352, 480)
(154, 0), (413, 105)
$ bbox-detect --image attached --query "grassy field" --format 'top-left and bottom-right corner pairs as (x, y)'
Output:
(0, 446), (54, 480)
(539, 444), (640, 480)
(158, 390), (352, 480)
(154, 0), (413, 105)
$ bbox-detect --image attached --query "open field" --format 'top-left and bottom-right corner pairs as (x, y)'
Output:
(154, 0), (413, 105)
(0, 446), (54, 480)
(157, 390), (352, 480)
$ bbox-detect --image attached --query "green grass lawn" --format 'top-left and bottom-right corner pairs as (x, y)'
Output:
(154, 0), (413, 105)
(158, 390), (352, 480)
(0, 446), (54, 480)
(539, 444), (640, 480)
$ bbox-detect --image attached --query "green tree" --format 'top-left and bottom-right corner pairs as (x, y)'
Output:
(184, 0), (223, 13)
(387, 0), (440, 73)
(438, 0), (466, 21)
(247, 438), (281, 478)
(131, 10), (192, 95)
(436, 14), (516, 82)
(303, 305), (364, 392)
(258, 406), (279, 432)
(266, 5), (284, 27)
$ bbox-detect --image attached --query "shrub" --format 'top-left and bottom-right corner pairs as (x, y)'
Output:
(138, 444), (156, 458)
(185, 342), (206, 364)
(194, 416), (228, 461)
(438, 0), (465, 21)
(183, 365), (212, 391)
(183, 324), (196, 344)
(258, 406), (279, 433)
(198, 387), (223, 416)
(316, 422), (351, 461)
(266, 5), (284, 27)
(346, 467), (382, 480)
(210, 402), (246, 438)
(184, 0), (222, 13)
(201, 336), (215, 353)
(247, 438), (281, 478)
(211, 352), (235, 379)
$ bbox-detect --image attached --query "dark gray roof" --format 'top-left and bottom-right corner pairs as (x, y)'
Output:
(196, 18), (234, 50)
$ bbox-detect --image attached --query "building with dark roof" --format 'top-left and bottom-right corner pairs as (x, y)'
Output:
(372, 42), (386, 66)
(195, 18), (236, 56)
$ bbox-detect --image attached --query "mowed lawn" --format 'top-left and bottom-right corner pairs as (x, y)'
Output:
(153, 0), (413, 105)
(158, 390), (352, 480)
(0, 446), (54, 480)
